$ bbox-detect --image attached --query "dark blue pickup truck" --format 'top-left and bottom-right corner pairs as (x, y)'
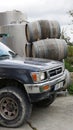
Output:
(0, 42), (67, 127)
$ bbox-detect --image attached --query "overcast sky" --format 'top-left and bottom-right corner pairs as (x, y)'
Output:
(0, 0), (73, 25)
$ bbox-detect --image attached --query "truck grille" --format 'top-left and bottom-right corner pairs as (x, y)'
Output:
(49, 67), (62, 77)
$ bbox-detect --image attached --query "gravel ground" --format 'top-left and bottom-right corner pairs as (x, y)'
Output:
(1, 94), (73, 130)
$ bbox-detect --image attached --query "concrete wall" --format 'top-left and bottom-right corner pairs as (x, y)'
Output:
(0, 10), (27, 26)
(1, 24), (27, 57)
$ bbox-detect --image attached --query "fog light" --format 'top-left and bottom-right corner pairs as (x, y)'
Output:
(40, 85), (50, 92)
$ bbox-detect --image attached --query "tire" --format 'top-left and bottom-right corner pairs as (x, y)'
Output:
(0, 86), (32, 128)
(35, 94), (56, 107)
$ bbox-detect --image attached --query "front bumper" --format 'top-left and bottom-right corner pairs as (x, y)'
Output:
(24, 69), (67, 94)
(29, 91), (56, 102)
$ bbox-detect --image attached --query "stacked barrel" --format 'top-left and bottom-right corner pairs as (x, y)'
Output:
(25, 20), (68, 61)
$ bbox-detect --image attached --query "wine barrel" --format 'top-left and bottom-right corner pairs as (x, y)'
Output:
(25, 21), (41, 43)
(39, 20), (61, 39)
(25, 43), (32, 57)
(25, 20), (61, 43)
(32, 39), (68, 60)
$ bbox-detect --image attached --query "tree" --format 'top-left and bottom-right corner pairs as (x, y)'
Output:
(68, 10), (73, 24)
(61, 10), (73, 45)
(61, 28), (71, 45)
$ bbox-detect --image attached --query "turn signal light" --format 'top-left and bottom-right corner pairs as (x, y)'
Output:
(43, 85), (49, 91)
(40, 85), (50, 92)
(31, 73), (37, 82)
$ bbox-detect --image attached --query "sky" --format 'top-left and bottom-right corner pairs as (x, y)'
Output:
(0, 0), (73, 25)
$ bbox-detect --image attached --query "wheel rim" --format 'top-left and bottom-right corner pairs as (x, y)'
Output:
(0, 97), (18, 120)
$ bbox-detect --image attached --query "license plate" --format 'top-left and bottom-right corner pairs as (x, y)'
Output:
(55, 82), (63, 90)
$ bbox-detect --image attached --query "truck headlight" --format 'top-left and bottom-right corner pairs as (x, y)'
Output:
(40, 72), (45, 80)
(31, 72), (46, 82)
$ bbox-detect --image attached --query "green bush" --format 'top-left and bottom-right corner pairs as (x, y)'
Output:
(67, 83), (73, 95)
(65, 45), (73, 72)
(65, 58), (73, 72)
(65, 45), (73, 94)
(68, 45), (73, 57)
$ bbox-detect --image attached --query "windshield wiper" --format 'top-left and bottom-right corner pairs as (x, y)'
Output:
(9, 51), (17, 58)
(0, 54), (10, 59)
(0, 54), (10, 57)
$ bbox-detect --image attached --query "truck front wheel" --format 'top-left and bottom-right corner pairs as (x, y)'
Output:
(0, 86), (32, 128)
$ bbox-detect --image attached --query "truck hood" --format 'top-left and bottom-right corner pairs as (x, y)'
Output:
(0, 57), (63, 71)
(23, 57), (63, 70)
(14, 56), (63, 71)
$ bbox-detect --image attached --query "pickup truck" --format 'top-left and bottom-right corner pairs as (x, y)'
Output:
(0, 42), (66, 127)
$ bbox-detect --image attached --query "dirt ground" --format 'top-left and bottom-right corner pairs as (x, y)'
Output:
(1, 93), (73, 130)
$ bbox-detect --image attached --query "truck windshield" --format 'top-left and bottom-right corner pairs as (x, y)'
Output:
(0, 42), (16, 59)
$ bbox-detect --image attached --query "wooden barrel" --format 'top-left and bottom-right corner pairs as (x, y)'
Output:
(25, 21), (41, 43)
(32, 39), (68, 60)
(39, 20), (61, 39)
(25, 20), (61, 43)
(25, 43), (32, 57)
